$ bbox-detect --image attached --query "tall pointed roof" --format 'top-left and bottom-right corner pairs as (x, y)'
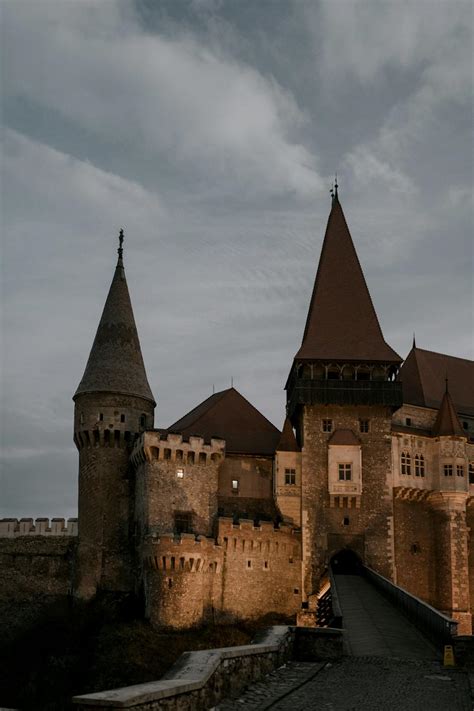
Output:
(276, 417), (300, 452)
(399, 346), (474, 416)
(168, 387), (280, 456)
(295, 195), (401, 363)
(432, 385), (465, 437)
(74, 232), (155, 404)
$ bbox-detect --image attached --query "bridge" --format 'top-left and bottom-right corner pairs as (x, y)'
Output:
(73, 556), (471, 710)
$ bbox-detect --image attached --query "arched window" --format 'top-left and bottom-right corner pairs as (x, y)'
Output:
(401, 452), (411, 475)
(341, 365), (355, 380)
(414, 454), (425, 477)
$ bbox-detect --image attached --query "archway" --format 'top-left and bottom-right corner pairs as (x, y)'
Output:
(330, 549), (362, 575)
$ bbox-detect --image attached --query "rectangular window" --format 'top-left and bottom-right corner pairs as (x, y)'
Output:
(174, 512), (192, 535)
(176, 468), (184, 479)
(120, 414), (125, 423)
(463, 421), (469, 430)
(284, 468), (296, 485)
(231, 479), (239, 491)
(405, 417), (412, 427)
(338, 463), (352, 481)
(359, 419), (369, 433)
(469, 463), (474, 484)
(322, 419), (333, 433)
(414, 455), (425, 477)
(444, 464), (453, 477)
(456, 465), (464, 477)
(401, 452), (411, 475)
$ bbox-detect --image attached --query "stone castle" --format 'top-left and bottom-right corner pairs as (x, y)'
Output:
(1, 190), (473, 635)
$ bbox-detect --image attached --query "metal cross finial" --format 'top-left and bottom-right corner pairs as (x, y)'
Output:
(334, 173), (338, 198)
(118, 228), (124, 261)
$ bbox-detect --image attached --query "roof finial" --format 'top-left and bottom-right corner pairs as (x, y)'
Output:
(412, 332), (416, 349)
(334, 173), (338, 199)
(445, 373), (449, 394)
(118, 228), (124, 263)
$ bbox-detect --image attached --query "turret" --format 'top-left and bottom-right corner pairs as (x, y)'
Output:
(73, 230), (155, 598)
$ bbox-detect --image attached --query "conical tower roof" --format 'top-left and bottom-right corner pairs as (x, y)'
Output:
(74, 232), (155, 404)
(276, 417), (300, 452)
(295, 194), (401, 363)
(432, 385), (465, 437)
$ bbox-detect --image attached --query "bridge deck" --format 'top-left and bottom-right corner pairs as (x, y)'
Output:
(333, 573), (438, 659)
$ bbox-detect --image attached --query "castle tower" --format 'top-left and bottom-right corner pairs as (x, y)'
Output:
(73, 231), (156, 599)
(286, 188), (403, 600)
(430, 385), (471, 633)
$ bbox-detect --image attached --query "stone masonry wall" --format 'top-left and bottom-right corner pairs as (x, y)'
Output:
(300, 404), (394, 599)
(393, 498), (436, 604)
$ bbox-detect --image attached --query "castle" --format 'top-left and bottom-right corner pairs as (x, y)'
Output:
(1, 190), (473, 635)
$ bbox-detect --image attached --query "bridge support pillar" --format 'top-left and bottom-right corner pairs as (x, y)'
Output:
(430, 492), (471, 635)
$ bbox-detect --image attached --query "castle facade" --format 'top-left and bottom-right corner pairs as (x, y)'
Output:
(1, 194), (473, 635)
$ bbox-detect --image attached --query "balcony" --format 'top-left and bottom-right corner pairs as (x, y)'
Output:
(287, 378), (403, 416)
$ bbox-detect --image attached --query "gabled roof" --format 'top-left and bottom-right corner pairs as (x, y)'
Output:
(432, 388), (466, 438)
(295, 196), (401, 363)
(328, 429), (361, 446)
(276, 418), (300, 452)
(168, 387), (281, 456)
(399, 347), (474, 416)
(74, 249), (155, 404)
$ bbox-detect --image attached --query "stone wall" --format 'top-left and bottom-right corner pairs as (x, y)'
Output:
(142, 518), (302, 629)
(393, 498), (436, 603)
(299, 404), (394, 599)
(218, 454), (273, 499)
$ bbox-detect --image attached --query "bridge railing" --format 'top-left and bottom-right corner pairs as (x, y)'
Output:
(363, 565), (458, 646)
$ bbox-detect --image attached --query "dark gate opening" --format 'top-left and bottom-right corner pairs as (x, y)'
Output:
(330, 549), (362, 575)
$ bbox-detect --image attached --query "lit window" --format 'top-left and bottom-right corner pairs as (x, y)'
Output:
(414, 454), (425, 477)
(401, 452), (411, 475)
(322, 419), (333, 433)
(176, 468), (184, 479)
(444, 464), (453, 477)
(338, 464), (352, 481)
(359, 420), (369, 433)
(231, 479), (239, 491)
(284, 468), (296, 485)
(456, 465), (464, 477)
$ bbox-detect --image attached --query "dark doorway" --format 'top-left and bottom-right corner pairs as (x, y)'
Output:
(330, 549), (362, 575)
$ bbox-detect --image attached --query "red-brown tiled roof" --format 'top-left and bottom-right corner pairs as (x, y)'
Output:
(295, 197), (401, 363)
(432, 388), (466, 438)
(328, 429), (361, 446)
(168, 387), (281, 456)
(276, 418), (300, 452)
(399, 347), (474, 416)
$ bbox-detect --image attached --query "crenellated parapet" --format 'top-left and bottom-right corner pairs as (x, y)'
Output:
(144, 533), (222, 574)
(74, 428), (135, 451)
(131, 431), (225, 469)
(0, 517), (78, 537)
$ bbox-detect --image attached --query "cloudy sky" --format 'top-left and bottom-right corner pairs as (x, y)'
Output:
(1, 0), (472, 518)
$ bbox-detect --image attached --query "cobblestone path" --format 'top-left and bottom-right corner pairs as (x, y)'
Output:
(215, 657), (471, 710)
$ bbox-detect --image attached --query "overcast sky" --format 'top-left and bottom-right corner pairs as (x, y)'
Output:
(1, 0), (472, 519)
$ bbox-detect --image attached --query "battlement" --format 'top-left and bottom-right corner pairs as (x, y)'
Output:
(217, 517), (295, 536)
(131, 430), (226, 468)
(74, 428), (136, 451)
(144, 533), (222, 573)
(0, 517), (78, 537)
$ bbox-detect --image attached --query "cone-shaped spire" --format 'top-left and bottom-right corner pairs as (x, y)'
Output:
(276, 417), (300, 452)
(432, 384), (465, 437)
(74, 232), (155, 404)
(295, 195), (401, 363)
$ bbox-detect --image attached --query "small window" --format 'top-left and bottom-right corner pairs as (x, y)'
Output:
(120, 414), (125, 423)
(247, 560), (252, 569)
(99, 413), (104, 422)
(359, 419), (369, 433)
(343, 516), (350, 526)
(414, 454), (425, 477)
(164, 448), (171, 460)
(174, 511), (192, 534)
(338, 463), (352, 481)
(176, 468), (184, 479)
(294, 588), (300, 594)
(411, 543), (420, 554)
(322, 419), (333, 433)
(263, 560), (269, 569)
(231, 479), (239, 491)
(401, 452), (411, 475)
(140, 414), (147, 428)
(456, 465), (464, 477)
(444, 464), (453, 477)
(469, 463), (474, 484)
(284, 468), (296, 485)
(463, 421), (469, 430)
(405, 417), (412, 427)
(199, 452), (207, 464)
